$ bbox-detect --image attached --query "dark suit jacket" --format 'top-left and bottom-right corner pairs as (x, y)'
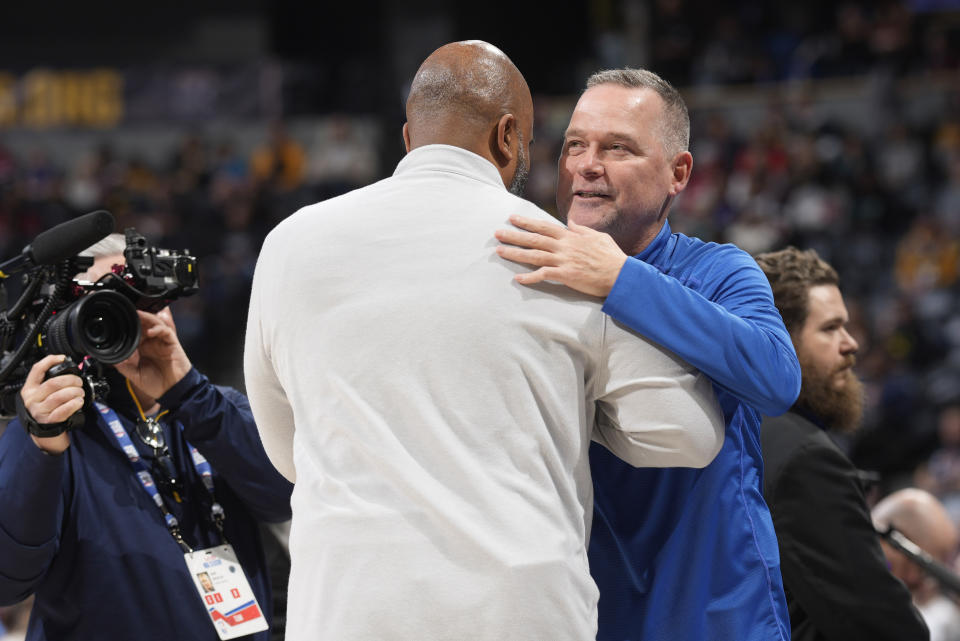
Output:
(761, 411), (929, 641)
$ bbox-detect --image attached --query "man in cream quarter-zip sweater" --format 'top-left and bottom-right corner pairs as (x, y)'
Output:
(245, 40), (724, 641)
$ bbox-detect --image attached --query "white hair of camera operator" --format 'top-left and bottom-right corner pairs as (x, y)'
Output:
(79, 233), (125, 259)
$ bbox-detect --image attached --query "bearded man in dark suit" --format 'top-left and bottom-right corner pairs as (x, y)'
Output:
(756, 246), (929, 641)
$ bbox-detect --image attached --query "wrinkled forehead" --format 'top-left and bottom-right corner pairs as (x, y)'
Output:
(566, 84), (664, 137)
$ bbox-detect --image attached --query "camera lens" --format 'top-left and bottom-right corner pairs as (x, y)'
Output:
(84, 312), (117, 346)
(44, 291), (140, 364)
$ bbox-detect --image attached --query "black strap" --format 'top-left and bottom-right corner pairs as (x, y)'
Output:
(15, 391), (79, 438)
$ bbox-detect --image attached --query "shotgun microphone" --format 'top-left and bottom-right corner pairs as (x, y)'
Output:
(0, 210), (115, 277)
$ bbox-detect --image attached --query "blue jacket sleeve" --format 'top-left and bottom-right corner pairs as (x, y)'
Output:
(0, 424), (67, 605)
(602, 247), (800, 416)
(159, 368), (293, 523)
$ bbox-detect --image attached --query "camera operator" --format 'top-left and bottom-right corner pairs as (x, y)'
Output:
(0, 234), (293, 641)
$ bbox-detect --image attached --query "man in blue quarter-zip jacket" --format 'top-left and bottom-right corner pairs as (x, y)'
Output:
(496, 68), (802, 640)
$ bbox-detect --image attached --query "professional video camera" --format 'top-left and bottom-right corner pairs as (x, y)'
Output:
(0, 210), (199, 422)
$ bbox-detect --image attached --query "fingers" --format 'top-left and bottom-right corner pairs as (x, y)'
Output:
(514, 267), (553, 286)
(40, 373), (83, 394)
(137, 310), (163, 332)
(137, 311), (175, 344)
(141, 308), (176, 330)
(507, 215), (566, 238)
(145, 323), (174, 342)
(26, 354), (66, 388)
(495, 245), (557, 267)
(156, 307), (176, 329)
(42, 387), (86, 423)
(495, 227), (559, 251)
(21, 368), (85, 423)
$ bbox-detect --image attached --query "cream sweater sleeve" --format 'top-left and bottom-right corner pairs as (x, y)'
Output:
(591, 317), (725, 469)
(243, 233), (297, 483)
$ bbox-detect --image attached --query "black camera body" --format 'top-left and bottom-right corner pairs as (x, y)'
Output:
(111, 228), (200, 314)
(0, 221), (199, 419)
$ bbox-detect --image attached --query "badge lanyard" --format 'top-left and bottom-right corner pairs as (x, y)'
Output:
(100, 383), (269, 640)
(96, 393), (226, 552)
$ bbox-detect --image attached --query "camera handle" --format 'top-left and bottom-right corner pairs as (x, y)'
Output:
(0, 263), (73, 384)
(15, 357), (88, 438)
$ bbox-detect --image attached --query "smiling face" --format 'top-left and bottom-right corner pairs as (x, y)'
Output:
(556, 84), (690, 254)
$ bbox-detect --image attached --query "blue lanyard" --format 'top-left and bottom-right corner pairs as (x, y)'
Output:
(95, 402), (225, 552)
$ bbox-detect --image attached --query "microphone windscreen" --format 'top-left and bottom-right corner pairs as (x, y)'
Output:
(29, 210), (116, 265)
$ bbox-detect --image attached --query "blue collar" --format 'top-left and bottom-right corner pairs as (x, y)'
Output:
(635, 219), (673, 261)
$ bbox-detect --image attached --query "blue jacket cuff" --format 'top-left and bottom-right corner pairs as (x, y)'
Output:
(602, 257), (650, 321)
(157, 367), (205, 411)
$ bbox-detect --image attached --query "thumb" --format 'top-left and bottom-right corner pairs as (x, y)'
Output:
(113, 352), (140, 379)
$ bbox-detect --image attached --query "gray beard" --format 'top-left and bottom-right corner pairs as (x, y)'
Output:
(509, 133), (529, 197)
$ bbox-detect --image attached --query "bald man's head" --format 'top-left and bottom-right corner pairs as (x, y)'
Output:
(874, 488), (958, 562)
(873, 488), (958, 601)
(404, 41), (533, 195)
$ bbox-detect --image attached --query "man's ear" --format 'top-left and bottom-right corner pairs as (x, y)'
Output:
(402, 122), (412, 153)
(492, 113), (517, 168)
(658, 151), (694, 220)
(669, 150), (693, 195)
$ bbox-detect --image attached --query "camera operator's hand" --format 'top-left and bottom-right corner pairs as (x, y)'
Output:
(115, 308), (192, 400)
(20, 355), (84, 454)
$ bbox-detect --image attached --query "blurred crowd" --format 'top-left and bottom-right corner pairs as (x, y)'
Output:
(0, 118), (379, 392)
(636, 0), (959, 87)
